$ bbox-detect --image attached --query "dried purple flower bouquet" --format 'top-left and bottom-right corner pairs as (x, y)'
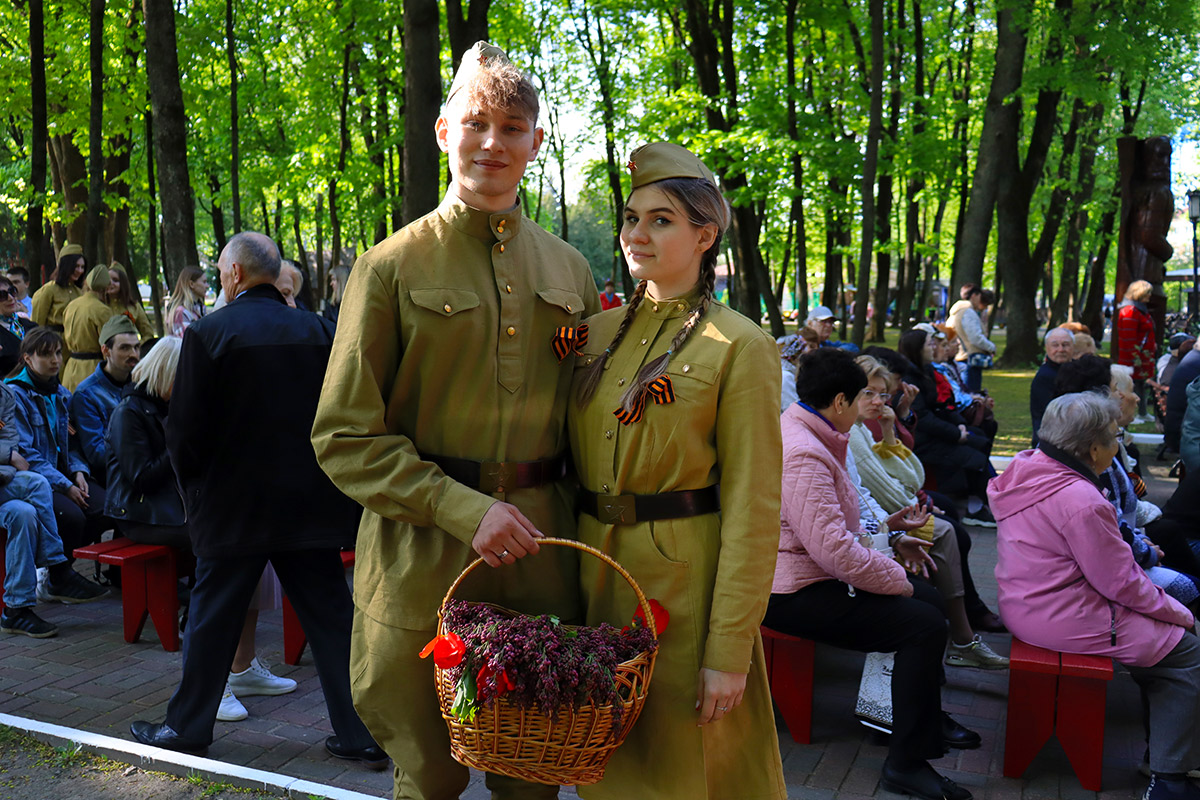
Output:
(438, 599), (659, 724)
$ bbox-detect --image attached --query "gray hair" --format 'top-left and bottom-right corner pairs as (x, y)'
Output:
(226, 232), (281, 281)
(1039, 391), (1119, 462)
(1045, 327), (1074, 345)
(131, 336), (182, 400)
(1110, 363), (1134, 391)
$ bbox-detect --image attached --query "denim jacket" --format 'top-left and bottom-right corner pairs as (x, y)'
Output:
(5, 369), (88, 492)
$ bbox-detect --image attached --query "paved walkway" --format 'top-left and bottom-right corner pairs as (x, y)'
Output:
(0, 459), (1181, 799)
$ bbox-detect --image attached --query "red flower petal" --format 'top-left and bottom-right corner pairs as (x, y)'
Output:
(434, 632), (466, 669)
(632, 598), (669, 635)
(418, 636), (439, 659)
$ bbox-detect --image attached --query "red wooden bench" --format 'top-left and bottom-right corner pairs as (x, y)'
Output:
(73, 537), (180, 652)
(762, 626), (815, 744)
(281, 549), (355, 665)
(1004, 637), (1114, 790)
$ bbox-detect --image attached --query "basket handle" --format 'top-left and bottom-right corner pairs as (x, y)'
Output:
(438, 537), (658, 638)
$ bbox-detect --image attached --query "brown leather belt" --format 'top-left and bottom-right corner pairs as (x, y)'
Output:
(579, 485), (720, 525)
(423, 453), (568, 494)
(71, 351), (102, 360)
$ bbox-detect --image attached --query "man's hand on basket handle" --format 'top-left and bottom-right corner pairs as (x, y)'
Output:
(696, 668), (746, 725)
(472, 502), (543, 568)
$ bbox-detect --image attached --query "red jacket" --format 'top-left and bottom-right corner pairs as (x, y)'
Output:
(1116, 302), (1156, 381)
(599, 291), (623, 310)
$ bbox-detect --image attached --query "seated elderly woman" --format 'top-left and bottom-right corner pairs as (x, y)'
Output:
(1054, 356), (1200, 605)
(992, 392), (1200, 800)
(850, 355), (1007, 668)
(766, 346), (980, 800)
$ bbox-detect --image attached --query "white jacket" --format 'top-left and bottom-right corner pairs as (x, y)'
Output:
(947, 300), (995, 359)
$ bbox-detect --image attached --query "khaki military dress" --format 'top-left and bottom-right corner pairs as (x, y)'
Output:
(31, 283), (81, 330)
(312, 193), (600, 799)
(568, 288), (786, 800)
(61, 293), (113, 391)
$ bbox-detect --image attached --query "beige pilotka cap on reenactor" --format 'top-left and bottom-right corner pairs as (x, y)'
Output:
(446, 41), (513, 104)
(99, 313), (137, 347)
(86, 264), (112, 291)
(59, 243), (83, 258)
(627, 142), (718, 189)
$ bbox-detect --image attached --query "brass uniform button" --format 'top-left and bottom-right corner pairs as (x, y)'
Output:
(499, 244), (505, 253)
(602, 484), (610, 493)
(505, 284), (512, 293)
(566, 304), (572, 311)
(507, 326), (516, 336)
(617, 378), (625, 386)
(683, 364), (691, 373)
(604, 430), (613, 439)
(443, 304), (452, 313)
(640, 338), (648, 345)
(676, 302), (686, 310)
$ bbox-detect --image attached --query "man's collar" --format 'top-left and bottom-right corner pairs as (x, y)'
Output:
(437, 193), (523, 243)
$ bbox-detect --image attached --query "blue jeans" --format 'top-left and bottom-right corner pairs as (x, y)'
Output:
(1, 471), (68, 609)
(965, 363), (983, 393)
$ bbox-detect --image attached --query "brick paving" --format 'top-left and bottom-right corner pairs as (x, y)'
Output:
(0, 460), (1180, 799)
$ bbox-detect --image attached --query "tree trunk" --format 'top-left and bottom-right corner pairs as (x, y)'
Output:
(49, 135), (89, 246)
(949, 4), (1025, 293)
(851, 0), (885, 348)
(145, 110), (164, 333)
(402, 0), (440, 224)
(292, 196), (309, 275)
(85, 0), (105, 263)
(26, 0), (47, 281)
(330, 38), (354, 269)
(208, 173), (227, 254)
(315, 192), (325, 291)
(104, 133), (132, 265)
(1080, 201), (1118, 337)
(445, 0), (490, 72)
(225, 0), (241, 232)
(143, 0), (199, 283)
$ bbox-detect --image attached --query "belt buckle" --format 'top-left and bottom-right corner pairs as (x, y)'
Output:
(598, 494), (636, 525)
(480, 461), (517, 494)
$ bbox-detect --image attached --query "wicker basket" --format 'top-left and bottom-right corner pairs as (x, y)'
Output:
(434, 537), (658, 786)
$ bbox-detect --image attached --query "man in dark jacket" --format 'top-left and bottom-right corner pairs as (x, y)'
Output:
(130, 232), (383, 767)
(1165, 347), (1200, 452)
(1030, 328), (1074, 447)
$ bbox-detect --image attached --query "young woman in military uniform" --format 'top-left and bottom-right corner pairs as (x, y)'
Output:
(31, 244), (86, 331)
(568, 143), (786, 800)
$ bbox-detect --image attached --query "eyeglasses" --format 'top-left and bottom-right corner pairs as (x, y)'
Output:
(860, 390), (886, 400)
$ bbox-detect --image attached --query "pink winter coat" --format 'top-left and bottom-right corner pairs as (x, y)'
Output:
(774, 404), (912, 596)
(990, 449), (1193, 667)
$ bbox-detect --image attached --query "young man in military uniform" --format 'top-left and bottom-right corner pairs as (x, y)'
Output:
(311, 42), (600, 800)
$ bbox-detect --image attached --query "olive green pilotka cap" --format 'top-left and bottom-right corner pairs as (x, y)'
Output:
(627, 142), (718, 189)
(59, 243), (83, 258)
(99, 314), (137, 346)
(446, 41), (512, 104)
(87, 264), (112, 291)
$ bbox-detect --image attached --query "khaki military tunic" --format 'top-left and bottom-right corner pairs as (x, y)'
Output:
(568, 290), (786, 800)
(62, 293), (114, 391)
(311, 193), (600, 799)
(31, 283), (81, 329)
(109, 298), (155, 339)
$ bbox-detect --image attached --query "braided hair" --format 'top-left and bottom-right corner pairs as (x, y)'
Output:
(577, 176), (730, 410)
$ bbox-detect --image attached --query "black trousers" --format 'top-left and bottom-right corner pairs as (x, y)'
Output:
(927, 490), (990, 621)
(164, 548), (374, 749)
(763, 577), (947, 765)
(52, 478), (112, 560)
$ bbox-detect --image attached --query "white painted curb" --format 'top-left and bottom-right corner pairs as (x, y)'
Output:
(0, 712), (385, 799)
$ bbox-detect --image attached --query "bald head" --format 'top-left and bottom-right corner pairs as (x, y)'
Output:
(218, 232), (280, 301)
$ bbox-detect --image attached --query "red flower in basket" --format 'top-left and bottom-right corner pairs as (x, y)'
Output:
(419, 632), (466, 669)
(630, 599), (669, 635)
(477, 663), (515, 699)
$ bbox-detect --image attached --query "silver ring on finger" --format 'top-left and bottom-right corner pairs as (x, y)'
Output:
(717, 706), (729, 711)
(497, 549), (510, 560)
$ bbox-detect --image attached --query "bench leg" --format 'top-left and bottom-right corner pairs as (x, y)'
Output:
(1003, 670), (1058, 779)
(145, 553), (179, 652)
(768, 636), (814, 744)
(282, 595), (306, 666)
(121, 560), (150, 644)
(1057, 675), (1108, 791)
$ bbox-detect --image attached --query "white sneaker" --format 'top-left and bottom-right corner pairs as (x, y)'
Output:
(945, 635), (1010, 670)
(216, 682), (248, 721)
(228, 657), (297, 697)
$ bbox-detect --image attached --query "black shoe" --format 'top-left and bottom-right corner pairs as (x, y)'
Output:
(325, 736), (389, 770)
(129, 721), (208, 755)
(44, 569), (108, 604)
(881, 761), (973, 800)
(942, 712), (982, 750)
(0, 607), (58, 638)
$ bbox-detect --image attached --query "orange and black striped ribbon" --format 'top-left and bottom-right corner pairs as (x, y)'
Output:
(551, 323), (589, 362)
(1128, 468), (1147, 499)
(613, 374), (675, 425)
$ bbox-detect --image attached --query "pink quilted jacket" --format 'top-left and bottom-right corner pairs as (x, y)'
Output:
(774, 404), (912, 596)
